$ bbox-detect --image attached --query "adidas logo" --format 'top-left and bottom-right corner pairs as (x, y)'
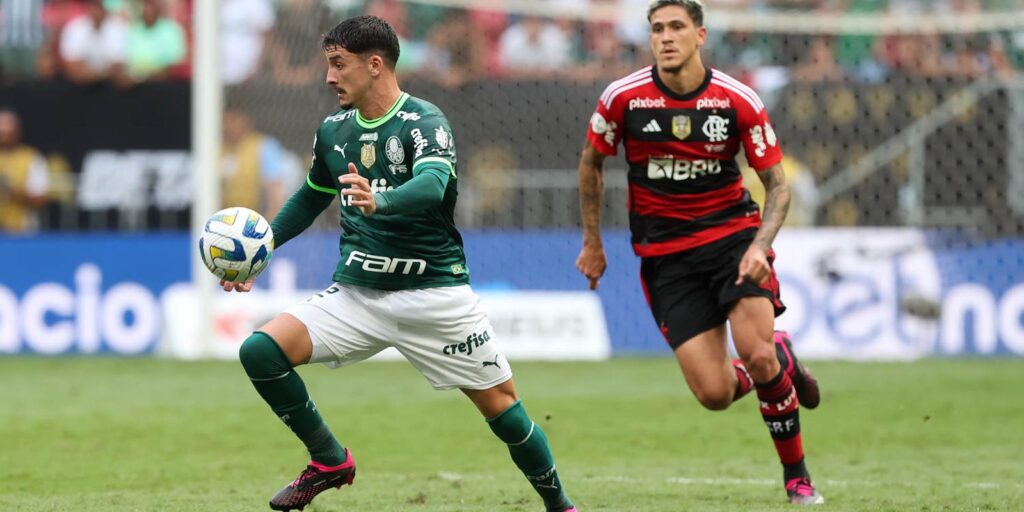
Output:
(642, 119), (662, 133)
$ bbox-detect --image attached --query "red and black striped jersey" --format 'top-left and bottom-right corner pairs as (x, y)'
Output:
(587, 66), (783, 257)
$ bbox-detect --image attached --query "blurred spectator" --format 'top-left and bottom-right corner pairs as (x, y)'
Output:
(878, 33), (946, 77)
(0, 108), (48, 232)
(405, 2), (447, 42)
(221, 108), (288, 217)
(419, 8), (487, 88)
(468, 8), (508, 76)
(365, 0), (422, 74)
(37, 0), (87, 80)
(58, 0), (128, 85)
(125, 0), (186, 82)
(943, 32), (998, 77)
(498, 15), (571, 78)
(937, 0), (1003, 76)
(570, 21), (635, 82)
(267, 0), (332, 87)
(707, 31), (776, 79)
(835, 0), (887, 81)
(221, 0), (274, 84)
(0, 0), (45, 82)
(104, 0), (128, 16)
(991, 29), (1024, 73)
(790, 36), (845, 82)
(614, 0), (650, 58)
(365, 0), (409, 41)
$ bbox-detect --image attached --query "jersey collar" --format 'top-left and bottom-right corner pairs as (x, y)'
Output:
(356, 91), (410, 129)
(651, 66), (712, 101)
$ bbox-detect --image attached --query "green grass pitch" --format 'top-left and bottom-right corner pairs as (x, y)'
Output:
(1, 357), (1022, 511)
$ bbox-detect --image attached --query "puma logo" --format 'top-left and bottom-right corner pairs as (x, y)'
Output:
(528, 468), (559, 489)
(482, 355), (501, 369)
(334, 143), (347, 157)
(535, 480), (558, 490)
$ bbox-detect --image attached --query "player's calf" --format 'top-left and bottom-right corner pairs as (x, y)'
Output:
(773, 331), (820, 409)
(487, 401), (575, 512)
(269, 449), (356, 511)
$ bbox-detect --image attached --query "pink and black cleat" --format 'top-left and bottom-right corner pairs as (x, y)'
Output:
(786, 476), (825, 505)
(269, 449), (356, 511)
(774, 331), (820, 409)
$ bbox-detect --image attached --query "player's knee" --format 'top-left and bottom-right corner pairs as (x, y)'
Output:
(238, 331), (290, 378)
(486, 400), (534, 443)
(693, 388), (733, 411)
(741, 345), (778, 380)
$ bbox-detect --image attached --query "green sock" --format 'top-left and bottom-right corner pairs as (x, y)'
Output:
(238, 331), (346, 466)
(488, 401), (573, 511)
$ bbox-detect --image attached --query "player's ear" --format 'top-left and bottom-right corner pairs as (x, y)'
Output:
(368, 54), (383, 78)
(696, 26), (708, 46)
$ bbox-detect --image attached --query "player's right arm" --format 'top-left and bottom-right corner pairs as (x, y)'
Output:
(577, 140), (608, 290)
(222, 129), (336, 293)
(576, 89), (623, 290)
(268, 129), (336, 248)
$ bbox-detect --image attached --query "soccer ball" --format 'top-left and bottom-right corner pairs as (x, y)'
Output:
(198, 207), (274, 283)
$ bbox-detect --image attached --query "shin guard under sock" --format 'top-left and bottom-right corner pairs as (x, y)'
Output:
(487, 401), (572, 511)
(238, 331), (346, 466)
(755, 369), (808, 480)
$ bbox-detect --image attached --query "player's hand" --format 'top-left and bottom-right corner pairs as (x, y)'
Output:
(339, 163), (377, 216)
(736, 244), (771, 285)
(576, 242), (607, 290)
(220, 278), (254, 292)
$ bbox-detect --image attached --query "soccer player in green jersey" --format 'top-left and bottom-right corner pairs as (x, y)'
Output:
(220, 15), (577, 512)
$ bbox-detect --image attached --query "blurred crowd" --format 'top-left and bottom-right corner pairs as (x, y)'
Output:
(2, 0), (1023, 234)
(1, 0), (1022, 87)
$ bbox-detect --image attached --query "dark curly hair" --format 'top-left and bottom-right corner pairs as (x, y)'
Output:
(322, 15), (400, 68)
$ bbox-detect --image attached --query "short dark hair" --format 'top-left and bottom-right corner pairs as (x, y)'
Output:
(322, 15), (400, 69)
(647, 0), (704, 27)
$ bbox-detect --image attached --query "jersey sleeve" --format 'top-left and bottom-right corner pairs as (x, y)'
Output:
(305, 127), (336, 195)
(409, 114), (456, 178)
(586, 85), (626, 156)
(736, 95), (783, 172)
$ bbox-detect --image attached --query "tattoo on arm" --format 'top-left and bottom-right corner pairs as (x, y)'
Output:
(753, 163), (790, 250)
(578, 141), (607, 245)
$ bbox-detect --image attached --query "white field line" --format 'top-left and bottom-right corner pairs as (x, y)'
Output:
(401, 472), (1022, 490)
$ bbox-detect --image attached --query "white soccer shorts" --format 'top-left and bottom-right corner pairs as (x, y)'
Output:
(283, 283), (512, 390)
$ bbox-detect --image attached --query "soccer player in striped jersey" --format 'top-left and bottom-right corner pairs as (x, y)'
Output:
(576, 0), (824, 505)
(223, 16), (575, 512)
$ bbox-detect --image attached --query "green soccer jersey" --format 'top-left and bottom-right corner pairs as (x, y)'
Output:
(305, 92), (469, 291)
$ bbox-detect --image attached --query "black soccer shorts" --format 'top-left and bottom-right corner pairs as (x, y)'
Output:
(639, 228), (786, 350)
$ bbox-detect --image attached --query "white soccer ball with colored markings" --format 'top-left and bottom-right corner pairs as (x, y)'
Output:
(199, 207), (274, 283)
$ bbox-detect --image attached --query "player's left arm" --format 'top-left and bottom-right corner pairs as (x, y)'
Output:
(341, 162), (450, 216)
(736, 97), (787, 285)
(752, 162), (790, 251)
(737, 163), (790, 285)
(341, 114), (454, 216)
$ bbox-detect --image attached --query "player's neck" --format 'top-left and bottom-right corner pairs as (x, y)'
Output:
(656, 58), (706, 96)
(356, 82), (403, 120)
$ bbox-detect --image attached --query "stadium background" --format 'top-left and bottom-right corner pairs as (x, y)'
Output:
(3, 2), (1024, 511)
(2, 0), (1022, 358)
